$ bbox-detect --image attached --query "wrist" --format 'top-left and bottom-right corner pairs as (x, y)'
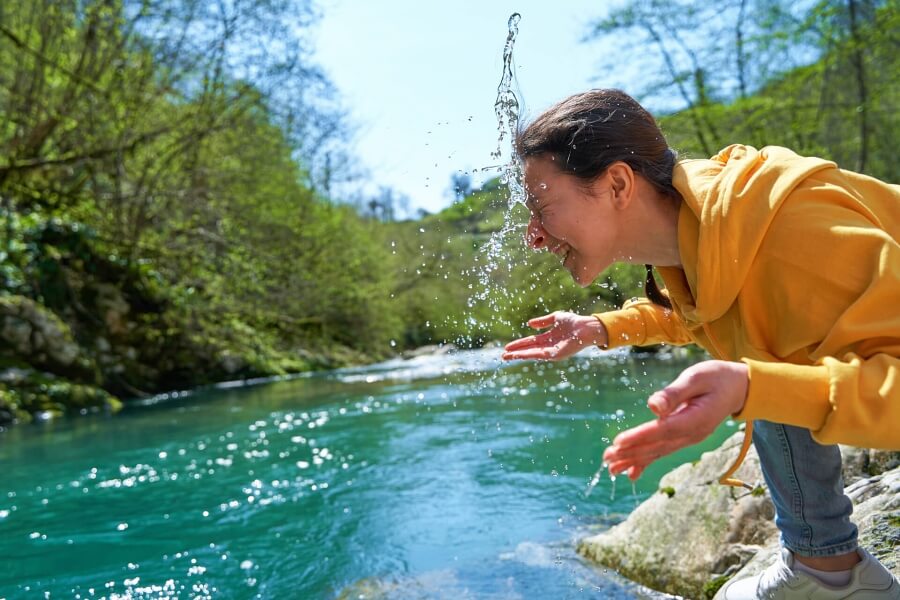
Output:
(587, 315), (609, 348)
(730, 361), (749, 415)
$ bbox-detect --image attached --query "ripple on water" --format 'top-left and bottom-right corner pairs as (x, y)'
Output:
(1, 347), (723, 599)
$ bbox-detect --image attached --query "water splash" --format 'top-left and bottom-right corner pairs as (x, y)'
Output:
(469, 12), (525, 311)
(492, 13), (523, 177)
(583, 461), (608, 498)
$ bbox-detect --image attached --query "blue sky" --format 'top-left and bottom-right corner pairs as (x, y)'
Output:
(313, 0), (630, 214)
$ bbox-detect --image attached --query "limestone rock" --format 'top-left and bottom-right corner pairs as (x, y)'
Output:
(578, 432), (900, 600)
(709, 469), (900, 600)
(578, 432), (776, 599)
(853, 470), (900, 573)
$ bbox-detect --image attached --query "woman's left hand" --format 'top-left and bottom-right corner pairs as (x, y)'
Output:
(602, 360), (749, 481)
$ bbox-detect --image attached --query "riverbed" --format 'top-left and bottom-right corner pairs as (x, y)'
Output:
(1, 348), (735, 598)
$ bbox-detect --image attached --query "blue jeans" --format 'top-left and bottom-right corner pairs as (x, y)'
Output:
(752, 420), (858, 557)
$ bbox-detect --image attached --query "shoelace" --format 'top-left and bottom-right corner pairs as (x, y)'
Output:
(757, 554), (796, 598)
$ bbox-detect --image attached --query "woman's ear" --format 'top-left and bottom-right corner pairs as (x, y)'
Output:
(602, 162), (635, 210)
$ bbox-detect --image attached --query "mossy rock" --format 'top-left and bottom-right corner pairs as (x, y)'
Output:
(0, 371), (121, 423)
(578, 432), (777, 599)
(703, 574), (730, 599)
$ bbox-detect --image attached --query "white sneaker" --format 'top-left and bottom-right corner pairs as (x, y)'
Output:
(720, 547), (900, 599)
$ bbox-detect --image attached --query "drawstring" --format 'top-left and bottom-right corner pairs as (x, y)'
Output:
(717, 421), (755, 489)
(699, 322), (755, 489)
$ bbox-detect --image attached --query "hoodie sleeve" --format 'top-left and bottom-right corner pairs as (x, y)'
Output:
(730, 167), (900, 450)
(737, 353), (900, 449)
(593, 298), (695, 348)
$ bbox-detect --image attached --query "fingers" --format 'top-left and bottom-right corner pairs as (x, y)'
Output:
(604, 408), (709, 460)
(604, 436), (693, 482)
(606, 418), (675, 449)
(526, 313), (557, 329)
(626, 465), (645, 481)
(646, 366), (703, 417)
(604, 459), (646, 481)
(503, 331), (554, 360)
(647, 389), (678, 418)
(604, 434), (695, 467)
(503, 333), (543, 352)
(501, 345), (562, 361)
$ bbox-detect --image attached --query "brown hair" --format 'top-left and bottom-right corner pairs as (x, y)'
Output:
(515, 89), (675, 309)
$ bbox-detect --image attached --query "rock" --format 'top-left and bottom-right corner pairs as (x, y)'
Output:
(867, 449), (900, 476)
(854, 470), (900, 573)
(0, 369), (121, 425)
(710, 469), (900, 600)
(335, 570), (467, 600)
(578, 431), (777, 599)
(578, 432), (900, 600)
(841, 446), (900, 482)
(0, 295), (81, 368)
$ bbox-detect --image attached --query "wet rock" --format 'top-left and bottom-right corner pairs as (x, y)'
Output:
(0, 368), (121, 425)
(578, 432), (900, 599)
(335, 570), (468, 600)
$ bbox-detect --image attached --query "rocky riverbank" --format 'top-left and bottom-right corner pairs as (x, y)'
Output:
(0, 220), (369, 427)
(578, 430), (900, 599)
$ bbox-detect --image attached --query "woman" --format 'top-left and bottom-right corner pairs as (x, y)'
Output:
(502, 89), (899, 600)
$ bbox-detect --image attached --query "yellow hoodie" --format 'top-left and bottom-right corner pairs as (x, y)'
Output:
(594, 145), (900, 451)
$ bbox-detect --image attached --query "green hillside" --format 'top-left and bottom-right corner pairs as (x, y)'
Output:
(0, 0), (894, 425)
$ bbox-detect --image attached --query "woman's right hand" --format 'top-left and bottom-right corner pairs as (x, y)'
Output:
(502, 311), (608, 361)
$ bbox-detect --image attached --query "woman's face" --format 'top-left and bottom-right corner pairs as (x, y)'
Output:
(523, 155), (622, 287)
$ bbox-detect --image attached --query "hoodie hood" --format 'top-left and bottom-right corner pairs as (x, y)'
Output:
(664, 144), (835, 324)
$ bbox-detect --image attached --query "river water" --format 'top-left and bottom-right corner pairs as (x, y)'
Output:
(1, 348), (736, 599)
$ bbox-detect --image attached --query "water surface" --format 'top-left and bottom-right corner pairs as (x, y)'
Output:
(1, 348), (735, 599)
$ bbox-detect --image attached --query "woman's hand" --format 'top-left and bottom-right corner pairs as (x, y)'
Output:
(602, 360), (749, 481)
(502, 311), (608, 361)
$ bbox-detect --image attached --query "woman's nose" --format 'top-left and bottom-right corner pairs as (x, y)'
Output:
(526, 217), (546, 250)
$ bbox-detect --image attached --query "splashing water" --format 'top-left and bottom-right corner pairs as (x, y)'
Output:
(583, 461), (608, 498)
(469, 12), (526, 311)
(609, 472), (618, 501)
(448, 12), (528, 358)
(492, 13), (523, 178)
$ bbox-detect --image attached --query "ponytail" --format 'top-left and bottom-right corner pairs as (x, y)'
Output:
(644, 264), (672, 309)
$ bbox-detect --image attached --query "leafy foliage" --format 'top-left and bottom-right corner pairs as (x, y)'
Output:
(587, 0), (898, 181)
(0, 0), (896, 425)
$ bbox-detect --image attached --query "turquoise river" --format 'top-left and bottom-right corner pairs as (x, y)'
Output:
(1, 348), (736, 599)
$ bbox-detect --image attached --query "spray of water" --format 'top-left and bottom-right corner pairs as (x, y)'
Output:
(467, 12), (526, 315)
(583, 462), (607, 498)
